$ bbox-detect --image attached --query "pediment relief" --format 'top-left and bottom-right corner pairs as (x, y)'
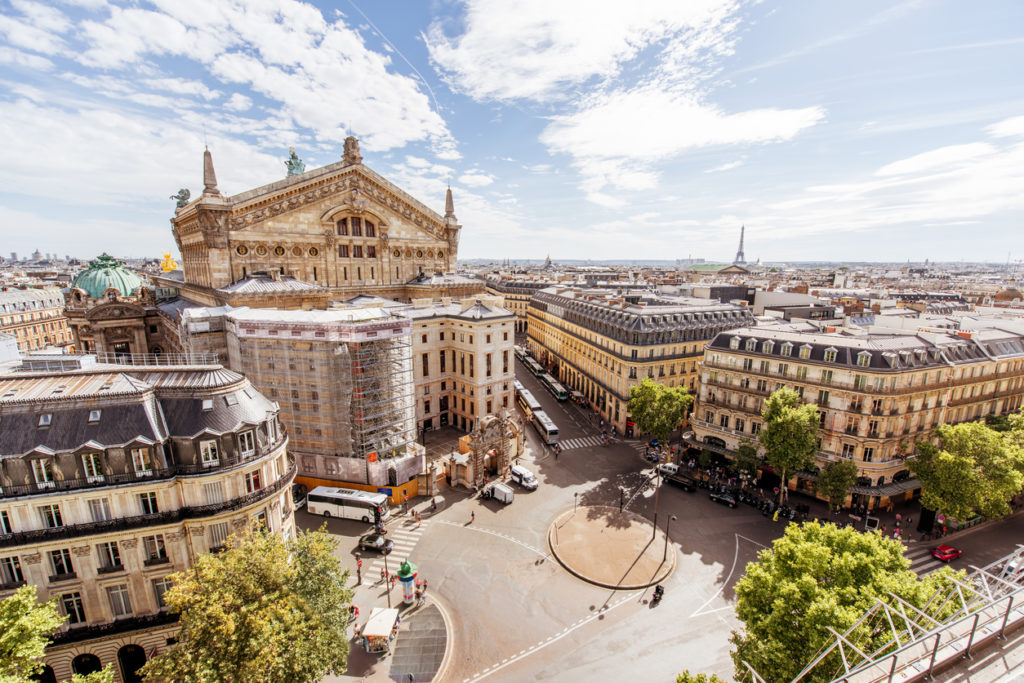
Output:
(85, 302), (146, 322)
(229, 166), (446, 240)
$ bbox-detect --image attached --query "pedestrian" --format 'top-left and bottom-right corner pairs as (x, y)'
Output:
(471, 511), (475, 523)
(380, 568), (386, 583)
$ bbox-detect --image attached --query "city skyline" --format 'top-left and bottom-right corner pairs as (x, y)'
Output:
(0, 0), (1022, 262)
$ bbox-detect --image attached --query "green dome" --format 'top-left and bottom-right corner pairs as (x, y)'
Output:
(72, 253), (143, 299)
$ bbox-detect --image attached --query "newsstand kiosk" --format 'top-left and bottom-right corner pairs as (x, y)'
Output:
(362, 607), (399, 654)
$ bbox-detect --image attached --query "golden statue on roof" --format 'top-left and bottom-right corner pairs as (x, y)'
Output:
(160, 251), (179, 272)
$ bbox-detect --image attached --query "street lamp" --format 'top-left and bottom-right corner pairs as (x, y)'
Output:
(383, 547), (391, 608)
(663, 514), (678, 562)
(574, 492), (579, 513)
(619, 487), (624, 512)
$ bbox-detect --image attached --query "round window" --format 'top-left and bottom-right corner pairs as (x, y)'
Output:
(236, 245), (248, 256)
(417, 250), (423, 258)
(255, 245), (268, 256)
(292, 246), (303, 256)
(437, 251), (443, 258)
(309, 247), (319, 257)
(274, 246), (285, 256)
(393, 249), (401, 258)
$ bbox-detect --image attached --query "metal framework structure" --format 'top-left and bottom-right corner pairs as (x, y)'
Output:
(349, 337), (416, 460)
(739, 545), (1024, 683)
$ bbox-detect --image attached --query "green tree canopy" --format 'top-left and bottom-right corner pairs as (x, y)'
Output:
(759, 387), (820, 503)
(732, 440), (760, 479)
(676, 673), (727, 683)
(910, 419), (1024, 521)
(627, 377), (694, 444)
(0, 585), (113, 683)
(814, 459), (859, 512)
(141, 525), (352, 683)
(731, 522), (961, 682)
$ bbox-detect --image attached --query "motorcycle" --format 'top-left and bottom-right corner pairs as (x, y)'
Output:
(651, 585), (665, 605)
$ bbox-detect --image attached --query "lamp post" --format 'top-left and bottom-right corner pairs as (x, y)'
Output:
(663, 514), (677, 562)
(574, 492), (579, 514)
(619, 487), (624, 512)
(652, 451), (662, 540)
(384, 548), (391, 608)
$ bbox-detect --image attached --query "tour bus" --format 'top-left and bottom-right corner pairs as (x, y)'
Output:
(516, 388), (543, 420)
(532, 410), (560, 445)
(540, 373), (569, 401)
(307, 486), (392, 523)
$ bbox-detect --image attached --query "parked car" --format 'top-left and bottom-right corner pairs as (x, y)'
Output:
(664, 472), (697, 492)
(1002, 558), (1023, 581)
(656, 463), (679, 476)
(359, 534), (394, 555)
(709, 492), (737, 508)
(509, 465), (538, 490)
(931, 544), (962, 562)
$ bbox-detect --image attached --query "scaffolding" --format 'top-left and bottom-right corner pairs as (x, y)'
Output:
(741, 545), (1024, 683)
(348, 337), (416, 460)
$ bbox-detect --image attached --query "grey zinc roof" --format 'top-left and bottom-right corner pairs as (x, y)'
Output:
(217, 275), (324, 294)
(0, 399), (166, 457)
(160, 389), (277, 439)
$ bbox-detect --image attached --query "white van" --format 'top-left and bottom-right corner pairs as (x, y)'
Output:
(484, 482), (514, 504)
(509, 465), (538, 490)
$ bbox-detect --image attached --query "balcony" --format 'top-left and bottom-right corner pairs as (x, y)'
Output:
(51, 611), (180, 645)
(144, 556), (170, 567)
(49, 572), (77, 583)
(0, 461), (296, 549)
(1, 435), (288, 499)
(96, 564), (124, 575)
(0, 579), (26, 591)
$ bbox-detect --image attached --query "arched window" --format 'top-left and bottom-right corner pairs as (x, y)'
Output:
(72, 654), (103, 676)
(118, 644), (147, 683)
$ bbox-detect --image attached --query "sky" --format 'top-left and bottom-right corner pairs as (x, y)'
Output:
(0, 0), (1022, 264)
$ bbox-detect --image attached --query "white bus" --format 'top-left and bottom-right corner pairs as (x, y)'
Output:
(307, 486), (392, 523)
(516, 388), (543, 420)
(532, 410), (560, 445)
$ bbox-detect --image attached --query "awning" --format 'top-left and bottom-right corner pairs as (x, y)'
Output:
(362, 607), (399, 638)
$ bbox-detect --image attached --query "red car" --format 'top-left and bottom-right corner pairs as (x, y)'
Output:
(931, 544), (962, 562)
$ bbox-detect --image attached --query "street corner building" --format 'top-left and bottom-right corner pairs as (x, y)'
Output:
(689, 323), (1024, 510)
(0, 352), (295, 682)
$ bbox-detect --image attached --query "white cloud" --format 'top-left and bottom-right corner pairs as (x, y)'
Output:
(705, 160), (744, 173)
(988, 116), (1024, 138)
(875, 143), (994, 177)
(143, 77), (220, 100)
(458, 171), (494, 187)
(0, 11), (68, 55)
(72, 0), (451, 152)
(0, 46), (54, 70)
(223, 93), (252, 112)
(426, 0), (740, 102)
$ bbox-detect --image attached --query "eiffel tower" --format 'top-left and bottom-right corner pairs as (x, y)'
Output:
(733, 225), (746, 265)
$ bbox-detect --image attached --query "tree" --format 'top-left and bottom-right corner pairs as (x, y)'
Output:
(758, 388), (820, 504)
(732, 440), (760, 479)
(627, 377), (694, 444)
(731, 522), (961, 683)
(814, 460), (859, 512)
(911, 420), (1024, 521)
(141, 525), (352, 682)
(676, 673), (727, 683)
(0, 585), (113, 683)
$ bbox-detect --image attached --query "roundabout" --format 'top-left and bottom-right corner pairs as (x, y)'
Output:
(547, 505), (677, 589)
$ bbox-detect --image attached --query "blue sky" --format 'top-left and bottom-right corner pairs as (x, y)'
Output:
(0, 0), (1022, 263)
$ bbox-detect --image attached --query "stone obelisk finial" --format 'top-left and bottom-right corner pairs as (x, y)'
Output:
(202, 147), (221, 196)
(444, 185), (456, 220)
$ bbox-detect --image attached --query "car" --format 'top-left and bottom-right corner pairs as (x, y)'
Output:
(656, 463), (680, 476)
(509, 465), (538, 490)
(664, 473), (697, 492)
(291, 483), (308, 510)
(358, 534), (394, 554)
(931, 544), (962, 562)
(709, 492), (737, 508)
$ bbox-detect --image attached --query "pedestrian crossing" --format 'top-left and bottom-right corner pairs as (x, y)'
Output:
(365, 520), (429, 576)
(558, 435), (604, 451)
(905, 544), (955, 576)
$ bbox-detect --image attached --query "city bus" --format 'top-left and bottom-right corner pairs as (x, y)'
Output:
(523, 357), (545, 377)
(514, 345), (527, 361)
(540, 373), (569, 401)
(513, 379), (525, 394)
(532, 410), (560, 445)
(516, 388), (543, 420)
(307, 486), (392, 523)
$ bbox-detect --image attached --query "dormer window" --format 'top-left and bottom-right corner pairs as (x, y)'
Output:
(856, 351), (871, 367)
(224, 393), (239, 406)
(780, 342), (793, 357)
(883, 352), (897, 367)
(38, 414), (52, 427)
(729, 337), (740, 350)
(88, 410), (101, 423)
(799, 345), (811, 360)
(201, 399), (213, 411)
(823, 348), (838, 363)
(762, 340), (774, 354)
(32, 460), (55, 488)
(745, 338), (757, 352)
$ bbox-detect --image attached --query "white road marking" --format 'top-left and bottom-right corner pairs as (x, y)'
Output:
(437, 520), (550, 559)
(466, 594), (637, 682)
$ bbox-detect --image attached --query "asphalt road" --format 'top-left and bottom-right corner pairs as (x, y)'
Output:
(301, 358), (1024, 682)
